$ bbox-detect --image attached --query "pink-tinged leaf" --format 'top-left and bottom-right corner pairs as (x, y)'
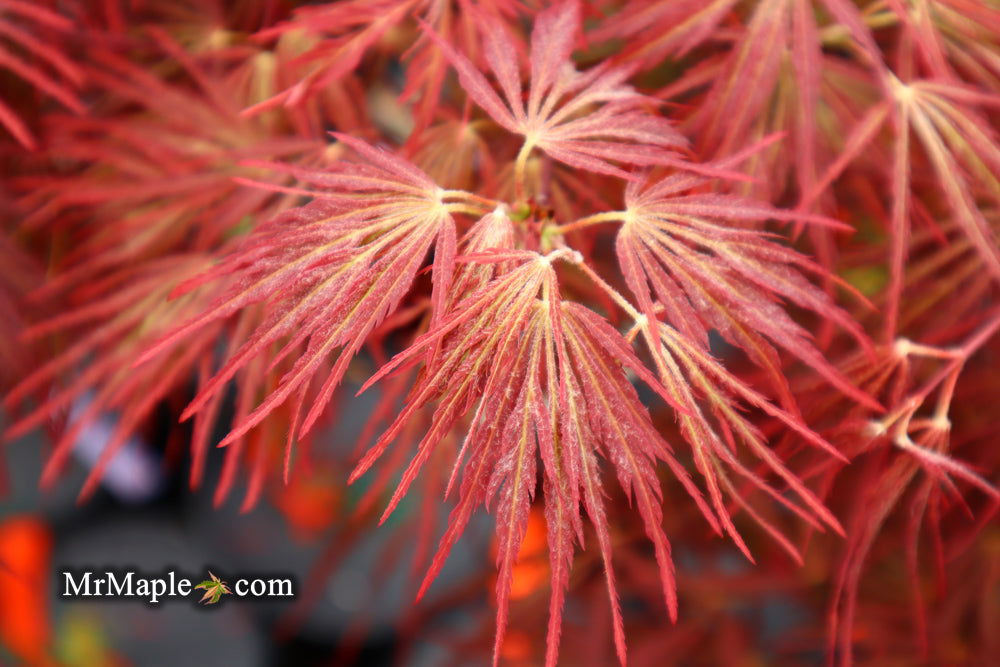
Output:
(527, 1), (580, 118)
(490, 342), (542, 667)
(818, 0), (890, 77)
(896, 436), (1000, 499)
(692, 0), (789, 158)
(135, 137), (456, 452)
(241, 0), (413, 117)
(481, 12), (526, 127)
(590, 0), (740, 65)
(561, 305), (680, 621)
(618, 174), (881, 412)
(353, 250), (718, 660)
(907, 85), (1000, 282)
(0, 97), (36, 149)
(799, 100), (891, 210)
(425, 2), (693, 180)
(0, 0), (85, 148)
(420, 18), (518, 132)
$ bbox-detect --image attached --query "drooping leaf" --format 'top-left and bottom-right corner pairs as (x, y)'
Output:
(355, 249), (712, 666)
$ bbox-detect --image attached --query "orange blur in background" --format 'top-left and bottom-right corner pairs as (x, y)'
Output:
(0, 515), (53, 665)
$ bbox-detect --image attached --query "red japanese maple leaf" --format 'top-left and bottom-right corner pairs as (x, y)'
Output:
(136, 134), (460, 450)
(0, 0), (84, 148)
(353, 247), (709, 666)
(424, 0), (692, 196)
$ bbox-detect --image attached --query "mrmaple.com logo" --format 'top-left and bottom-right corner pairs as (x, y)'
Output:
(60, 568), (294, 605)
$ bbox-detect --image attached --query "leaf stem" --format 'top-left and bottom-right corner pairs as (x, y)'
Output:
(444, 203), (491, 217)
(555, 211), (627, 234)
(876, 307), (1000, 437)
(909, 307), (1000, 405)
(514, 140), (534, 203)
(440, 189), (499, 208)
(570, 256), (643, 321)
(553, 242), (651, 334)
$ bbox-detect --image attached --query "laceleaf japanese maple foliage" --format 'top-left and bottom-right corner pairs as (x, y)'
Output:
(2, 0), (999, 665)
(0, 0), (85, 149)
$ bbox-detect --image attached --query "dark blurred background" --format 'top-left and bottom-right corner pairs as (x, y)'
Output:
(0, 387), (494, 667)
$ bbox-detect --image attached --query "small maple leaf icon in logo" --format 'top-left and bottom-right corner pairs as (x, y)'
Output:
(194, 571), (232, 605)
